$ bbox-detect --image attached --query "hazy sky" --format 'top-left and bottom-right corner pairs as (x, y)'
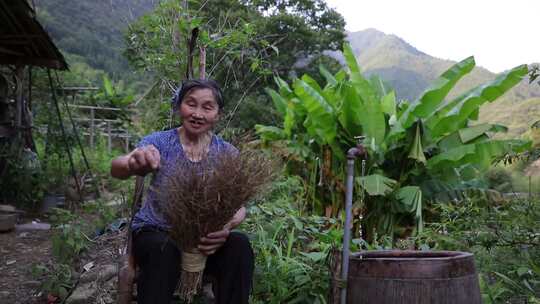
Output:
(325, 0), (540, 73)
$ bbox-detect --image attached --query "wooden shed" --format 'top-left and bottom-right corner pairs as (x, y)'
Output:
(0, 0), (67, 69)
(0, 0), (67, 138)
(0, 0), (67, 181)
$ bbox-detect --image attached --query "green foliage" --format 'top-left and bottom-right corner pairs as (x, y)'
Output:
(48, 201), (119, 265)
(417, 197), (540, 303)
(242, 177), (340, 303)
(125, 0), (345, 130)
(0, 143), (44, 208)
(81, 199), (120, 233)
(484, 167), (513, 192)
(256, 42), (531, 240)
(49, 208), (90, 264)
(31, 262), (74, 301)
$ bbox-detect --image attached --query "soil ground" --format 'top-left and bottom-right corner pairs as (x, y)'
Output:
(0, 227), (53, 304)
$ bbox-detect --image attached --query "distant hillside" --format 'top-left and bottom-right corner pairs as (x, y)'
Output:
(342, 29), (540, 137)
(343, 29), (540, 102)
(34, 0), (156, 77)
(480, 97), (540, 138)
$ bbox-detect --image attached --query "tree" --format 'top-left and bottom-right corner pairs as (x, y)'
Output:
(124, 0), (345, 129)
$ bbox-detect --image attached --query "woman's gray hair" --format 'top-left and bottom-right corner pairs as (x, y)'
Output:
(172, 79), (224, 110)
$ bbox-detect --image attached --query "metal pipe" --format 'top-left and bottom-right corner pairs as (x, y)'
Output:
(341, 144), (364, 304)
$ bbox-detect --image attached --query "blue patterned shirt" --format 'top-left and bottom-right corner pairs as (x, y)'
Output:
(131, 128), (236, 231)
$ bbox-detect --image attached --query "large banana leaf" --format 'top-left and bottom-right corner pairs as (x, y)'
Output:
(357, 174), (397, 196)
(458, 123), (507, 143)
(428, 139), (531, 170)
(427, 144), (476, 169)
(301, 74), (324, 96)
(400, 57), (475, 129)
(264, 88), (287, 117)
(274, 76), (294, 99)
(462, 139), (531, 170)
(342, 42), (378, 106)
(293, 79), (337, 144)
(322, 83), (341, 109)
(395, 186), (423, 232)
(370, 75), (391, 98)
(255, 125), (286, 141)
(437, 131), (463, 151)
(363, 100), (387, 146)
(283, 102), (296, 137)
(394, 186), (422, 214)
(342, 42), (361, 81)
(319, 65), (337, 86)
(336, 69), (387, 145)
(103, 75), (115, 96)
(437, 124), (507, 151)
(408, 124), (426, 163)
(339, 83), (364, 137)
(430, 65), (528, 138)
(381, 91), (396, 116)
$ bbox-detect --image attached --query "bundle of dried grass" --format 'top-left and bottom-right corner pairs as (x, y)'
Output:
(157, 149), (277, 302)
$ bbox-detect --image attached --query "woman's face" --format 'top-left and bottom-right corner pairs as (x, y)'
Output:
(179, 88), (220, 137)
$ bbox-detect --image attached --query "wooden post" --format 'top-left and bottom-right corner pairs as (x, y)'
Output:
(89, 108), (95, 149)
(107, 121), (112, 153)
(14, 66), (24, 133)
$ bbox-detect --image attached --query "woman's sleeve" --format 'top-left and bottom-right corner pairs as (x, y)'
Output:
(136, 132), (159, 150)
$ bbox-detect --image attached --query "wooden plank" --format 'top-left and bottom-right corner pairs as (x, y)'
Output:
(68, 104), (123, 111)
(0, 56), (65, 69)
(0, 46), (24, 56)
(0, 35), (42, 39)
(73, 117), (122, 123)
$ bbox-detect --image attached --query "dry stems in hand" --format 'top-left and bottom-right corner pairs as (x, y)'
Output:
(158, 149), (278, 251)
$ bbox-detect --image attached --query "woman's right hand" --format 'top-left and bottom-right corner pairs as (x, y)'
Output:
(127, 145), (161, 176)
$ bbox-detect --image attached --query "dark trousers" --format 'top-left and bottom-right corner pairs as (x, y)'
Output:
(133, 227), (254, 304)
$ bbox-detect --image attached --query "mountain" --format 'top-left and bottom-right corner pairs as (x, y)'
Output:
(343, 29), (540, 137)
(34, 0), (157, 78)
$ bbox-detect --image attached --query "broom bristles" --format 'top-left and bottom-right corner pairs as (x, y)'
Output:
(157, 148), (277, 300)
(158, 148), (278, 250)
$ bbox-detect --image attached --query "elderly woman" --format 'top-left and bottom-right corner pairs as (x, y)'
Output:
(111, 79), (253, 304)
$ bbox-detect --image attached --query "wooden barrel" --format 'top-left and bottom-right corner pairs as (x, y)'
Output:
(347, 250), (482, 304)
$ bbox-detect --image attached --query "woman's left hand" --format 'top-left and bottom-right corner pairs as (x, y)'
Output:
(198, 228), (230, 256)
(198, 206), (247, 256)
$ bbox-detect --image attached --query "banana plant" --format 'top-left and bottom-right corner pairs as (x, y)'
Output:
(256, 42), (531, 241)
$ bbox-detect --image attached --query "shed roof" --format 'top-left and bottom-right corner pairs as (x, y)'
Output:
(0, 0), (68, 70)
